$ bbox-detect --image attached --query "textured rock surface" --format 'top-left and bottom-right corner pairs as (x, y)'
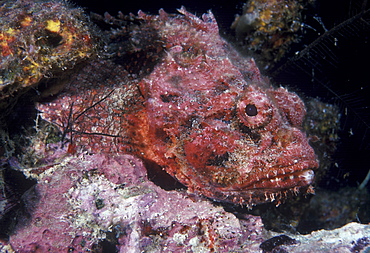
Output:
(231, 0), (305, 68)
(7, 151), (370, 252)
(8, 153), (264, 252)
(265, 222), (370, 253)
(0, 0), (100, 110)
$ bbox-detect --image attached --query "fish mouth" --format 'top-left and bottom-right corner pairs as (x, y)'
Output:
(212, 167), (316, 206)
(224, 168), (316, 192)
(247, 169), (315, 190)
(242, 155), (319, 190)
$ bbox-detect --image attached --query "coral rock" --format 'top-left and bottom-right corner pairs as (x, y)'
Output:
(264, 222), (370, 253)
(9, 153), (264, 252)
(232, 0), (305, 68)
(0, 0), (100, 103)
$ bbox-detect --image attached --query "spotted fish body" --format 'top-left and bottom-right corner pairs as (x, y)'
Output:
(38, 8), (319, 207)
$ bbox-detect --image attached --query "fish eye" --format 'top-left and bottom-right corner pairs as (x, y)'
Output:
(245, 104), (257, 116)
(238, 96), (273, 129)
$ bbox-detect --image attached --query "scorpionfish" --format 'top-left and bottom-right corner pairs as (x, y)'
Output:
(37, 8), (319, 207)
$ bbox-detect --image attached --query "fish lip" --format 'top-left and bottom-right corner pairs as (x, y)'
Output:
(222, 167), (316, 191)
(255, 168), (315, 188)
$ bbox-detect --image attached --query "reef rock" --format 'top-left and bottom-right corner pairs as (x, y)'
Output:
(6, 152), (370, 252)
(263, 222), (370, 253)
(0, 0), (100, 111)
(8, 153), (264, 252)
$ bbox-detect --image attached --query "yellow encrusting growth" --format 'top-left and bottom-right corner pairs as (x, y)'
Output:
(232, 0), (306, 68)
(46, 19), (61, 33)
(0, 0), (102, 104)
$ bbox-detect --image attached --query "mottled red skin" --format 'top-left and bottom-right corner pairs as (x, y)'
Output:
(38, 8), (318, 207)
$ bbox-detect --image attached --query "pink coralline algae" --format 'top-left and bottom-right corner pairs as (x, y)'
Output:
(37, 8), (318, 207)
(8, 153), (264, 252)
